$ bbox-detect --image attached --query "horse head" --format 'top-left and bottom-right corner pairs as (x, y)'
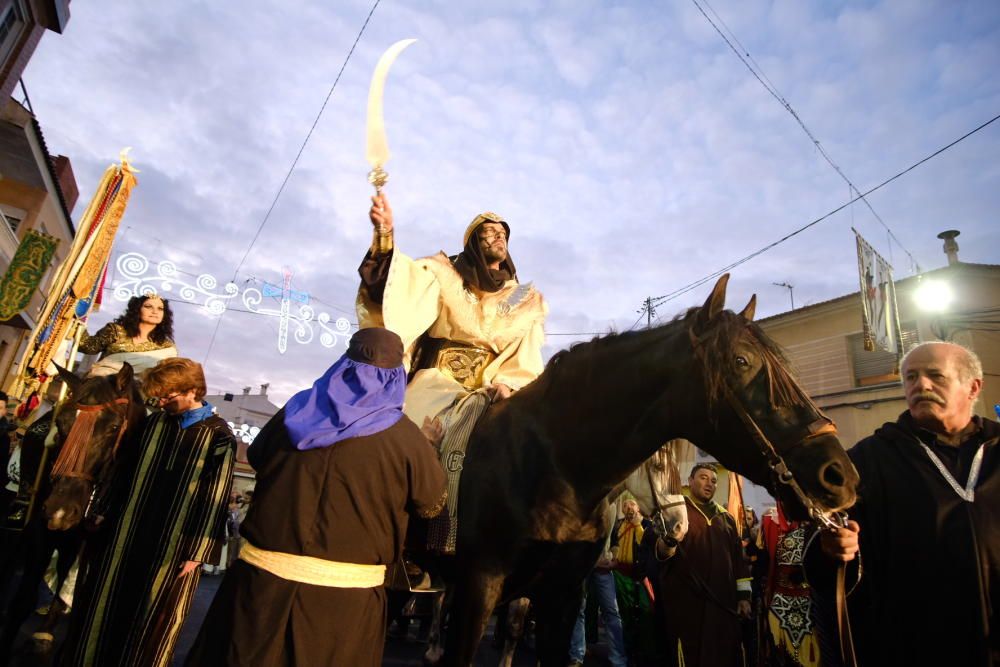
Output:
(43, 363), (144, 531)
(687, 274), (858, 522)
(624, 446), (689, 544)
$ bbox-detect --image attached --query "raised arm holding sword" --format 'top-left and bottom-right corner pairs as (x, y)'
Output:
(355, 39), (548, 553)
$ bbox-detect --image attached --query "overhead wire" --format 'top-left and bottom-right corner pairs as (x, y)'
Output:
(202, 0), (382, 364)
(692, 0), (922, 273)
(637, 111), (1000, 322)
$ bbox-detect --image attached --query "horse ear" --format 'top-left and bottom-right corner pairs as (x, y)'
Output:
(696, 274), (730, 330)
(115, 362), (135, 393)
(739, 294), (757, 322)
(53, 363), (82, 394)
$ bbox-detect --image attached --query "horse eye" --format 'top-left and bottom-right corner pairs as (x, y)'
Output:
(735, 355), (750, 368)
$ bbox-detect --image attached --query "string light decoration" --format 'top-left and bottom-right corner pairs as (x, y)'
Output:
(112, 251), (353, 353)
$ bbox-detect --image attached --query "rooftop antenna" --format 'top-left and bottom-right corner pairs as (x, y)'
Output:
(773, 282), (795, 310)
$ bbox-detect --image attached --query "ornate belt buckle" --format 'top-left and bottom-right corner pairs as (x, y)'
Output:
(436, 345), (492, 391)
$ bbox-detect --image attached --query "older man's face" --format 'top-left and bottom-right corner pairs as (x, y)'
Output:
(903, 345), (981, 436)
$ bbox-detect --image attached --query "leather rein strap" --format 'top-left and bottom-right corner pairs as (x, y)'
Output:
(688, 326), (857, 667)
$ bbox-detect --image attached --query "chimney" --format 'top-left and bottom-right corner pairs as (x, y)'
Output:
(52, 155), (79, 211)
(259, 383), (269, 396)
(937, 230), (960, 266)
(242, 387), (251, 395)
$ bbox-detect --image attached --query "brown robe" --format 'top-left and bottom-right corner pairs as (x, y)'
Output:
(184, 409), (446, 667)
(651, 497), (750, 667)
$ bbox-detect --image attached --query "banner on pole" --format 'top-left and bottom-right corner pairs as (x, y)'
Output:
(855, 231), (899, 353)
(0, 231), (59, 321)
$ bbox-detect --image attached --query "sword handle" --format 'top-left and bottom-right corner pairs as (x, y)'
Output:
(368, 166), (388, 194)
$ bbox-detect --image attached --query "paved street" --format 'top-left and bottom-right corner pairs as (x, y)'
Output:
(5, 572), (615, 666)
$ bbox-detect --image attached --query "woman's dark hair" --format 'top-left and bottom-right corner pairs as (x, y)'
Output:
(114, 295), (174, 345)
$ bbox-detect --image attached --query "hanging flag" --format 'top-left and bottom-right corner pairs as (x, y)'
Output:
(0, 230), (60, 321)
(855, 231), (899, 353)
(727, 471), (746, 538)
(12, 151), (138, 394)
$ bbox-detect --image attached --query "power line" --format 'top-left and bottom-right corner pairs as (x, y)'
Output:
(647, 111), (1000, 310)
(202, 0), (382, 364)
(692, 0), (922, 273)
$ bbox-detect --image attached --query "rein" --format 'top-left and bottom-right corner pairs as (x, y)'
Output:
(50, 397), (131, 483)
(687, 327), (844, 530)
(689, 325), (857, 667)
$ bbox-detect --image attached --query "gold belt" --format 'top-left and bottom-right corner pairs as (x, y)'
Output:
(434, 343), (496, 391)
(239, 539), (385, 588)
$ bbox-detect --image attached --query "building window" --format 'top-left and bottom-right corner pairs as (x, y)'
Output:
(0, 2), (26, 63)
(3, 214), (21, 234)
(849, 323), (920, 387)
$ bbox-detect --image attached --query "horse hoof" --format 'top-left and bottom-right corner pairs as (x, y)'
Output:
(422, 646), (444, 666)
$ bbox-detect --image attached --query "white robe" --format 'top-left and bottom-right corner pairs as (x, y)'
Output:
(357, 250), (547, 426)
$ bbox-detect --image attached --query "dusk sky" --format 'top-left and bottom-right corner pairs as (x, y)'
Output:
(21, 0), (1000, 405)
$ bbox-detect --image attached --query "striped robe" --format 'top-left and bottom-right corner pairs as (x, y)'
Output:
(60, 411), (236, 667)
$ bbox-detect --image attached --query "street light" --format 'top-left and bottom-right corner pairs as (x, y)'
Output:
(913, 278), (953, 313)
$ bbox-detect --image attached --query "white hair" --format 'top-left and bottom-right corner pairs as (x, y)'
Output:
(901, 341), (983, 383)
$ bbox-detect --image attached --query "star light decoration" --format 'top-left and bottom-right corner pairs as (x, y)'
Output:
(112, 251), (353, 353)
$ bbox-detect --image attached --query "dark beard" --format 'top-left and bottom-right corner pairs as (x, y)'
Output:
(483, 245), (507, 264)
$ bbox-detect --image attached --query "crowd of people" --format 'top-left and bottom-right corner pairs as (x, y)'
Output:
(0, 196), (994, 667)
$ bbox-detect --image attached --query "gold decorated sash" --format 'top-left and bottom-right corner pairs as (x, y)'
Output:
(239, 540), (385, 588)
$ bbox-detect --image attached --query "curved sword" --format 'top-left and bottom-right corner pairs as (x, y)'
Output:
(366, 38), (417, 193)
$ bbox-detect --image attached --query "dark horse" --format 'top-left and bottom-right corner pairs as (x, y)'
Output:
(440, 274), (859, 666)
(0, 363), (145, 661)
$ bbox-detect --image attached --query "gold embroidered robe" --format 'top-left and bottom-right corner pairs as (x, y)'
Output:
(357, 251), (547, 426)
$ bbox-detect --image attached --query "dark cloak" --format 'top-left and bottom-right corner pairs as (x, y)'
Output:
(184, 409), (446, 667)
(842, 412), (999, 666)
(644, 497), (750, 667)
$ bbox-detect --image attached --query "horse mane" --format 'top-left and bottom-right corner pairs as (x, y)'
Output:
(675, 307), (804, 410)
(541, 305), (803, 412)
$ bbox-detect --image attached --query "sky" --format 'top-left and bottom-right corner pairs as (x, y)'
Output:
(21, 0), (1000, 406)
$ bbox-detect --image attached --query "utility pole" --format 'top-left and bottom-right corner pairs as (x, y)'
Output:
(639, 297), (656, 328)
(773, 282), (795, 310)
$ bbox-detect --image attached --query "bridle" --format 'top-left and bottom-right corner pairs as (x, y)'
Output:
(688, 327), (847, 530)
(643, 454), (686, 538)
(689, 324), (858, 667)
(50, 396), (131, 484)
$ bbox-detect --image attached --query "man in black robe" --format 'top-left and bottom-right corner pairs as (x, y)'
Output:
(822, 341), (999, 665)
(185, 327), (447, 667)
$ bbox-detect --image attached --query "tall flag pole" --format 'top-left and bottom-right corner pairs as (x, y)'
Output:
(854, 229), (900, 354)
(9, 150), (138, 400)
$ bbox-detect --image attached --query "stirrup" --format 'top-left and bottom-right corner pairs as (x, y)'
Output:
(402, 559), (445, 594)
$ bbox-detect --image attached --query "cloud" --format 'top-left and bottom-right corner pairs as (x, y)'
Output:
(20, 0), (1000, 404)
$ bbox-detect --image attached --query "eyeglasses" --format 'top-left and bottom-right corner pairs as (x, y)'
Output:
(152, 391), (184, 403)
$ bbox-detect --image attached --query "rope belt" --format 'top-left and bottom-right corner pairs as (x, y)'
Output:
(239, 539), (386, 588)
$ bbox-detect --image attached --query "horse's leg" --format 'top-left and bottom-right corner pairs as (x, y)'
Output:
(422, 591), (447, 665)
(30, 533), (80, 656)
(441, 568), (504, 667)
(0, 518), (55, 659)
(531, 543), (604, 667)
(532, 586), (585, 667)
(498, 597), (530, 667)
